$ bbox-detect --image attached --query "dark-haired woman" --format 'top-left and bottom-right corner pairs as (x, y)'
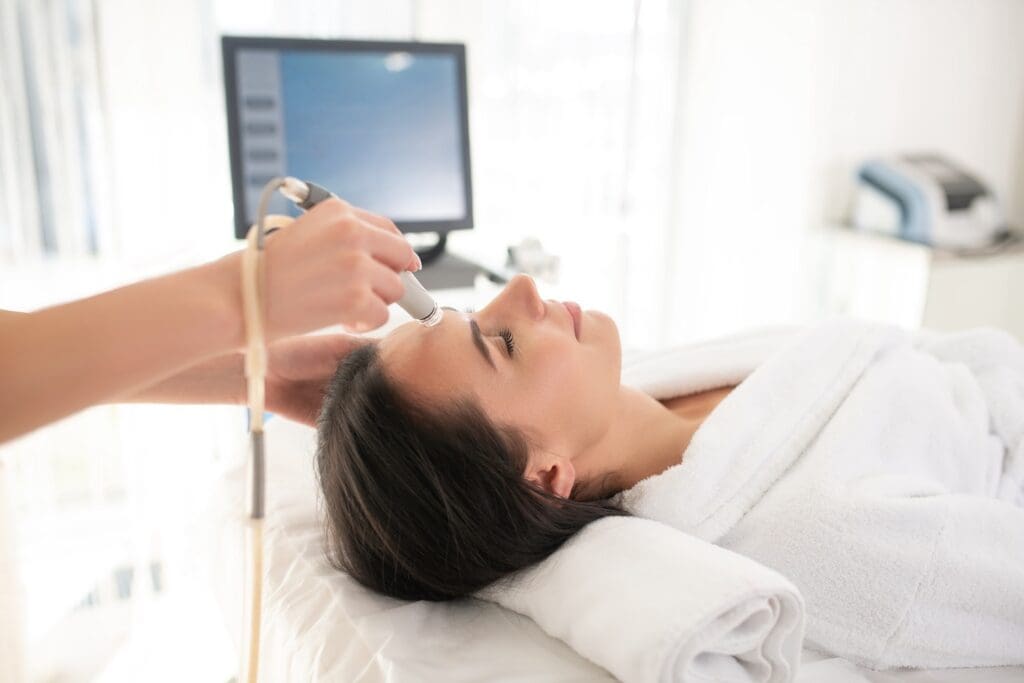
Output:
(316, 273), (1024, 670)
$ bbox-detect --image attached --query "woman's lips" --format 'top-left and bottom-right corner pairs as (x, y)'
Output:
(562, 301), (582, 340)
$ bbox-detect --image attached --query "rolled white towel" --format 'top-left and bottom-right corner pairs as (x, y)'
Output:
(478, 516), (805, 683)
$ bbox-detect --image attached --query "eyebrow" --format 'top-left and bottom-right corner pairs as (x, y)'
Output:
(441, 306), (495, 370)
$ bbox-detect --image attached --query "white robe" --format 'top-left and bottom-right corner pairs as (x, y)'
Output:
(616, 317), (1024, 670)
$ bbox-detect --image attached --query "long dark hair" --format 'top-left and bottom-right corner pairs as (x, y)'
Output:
(315, 342), (628, 601)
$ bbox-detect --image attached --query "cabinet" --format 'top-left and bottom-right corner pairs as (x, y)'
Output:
(811, 228), (1024, 341)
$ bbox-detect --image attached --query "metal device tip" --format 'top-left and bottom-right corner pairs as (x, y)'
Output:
(420, 306), (444, 327)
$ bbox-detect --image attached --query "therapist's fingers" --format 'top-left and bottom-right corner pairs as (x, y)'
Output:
(307, 198), (415, 274)
(358, 221), (421, 273)
(351, 205), (399, 236)
(362, 257), (406, 304)
(285, 199), (419, 272)
(256, 197), (422, 340)
(342, 289), (392, 333)
(351, 206), (422, 271)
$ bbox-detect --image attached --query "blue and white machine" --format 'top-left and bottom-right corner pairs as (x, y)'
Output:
(852, 155), (1007, 249)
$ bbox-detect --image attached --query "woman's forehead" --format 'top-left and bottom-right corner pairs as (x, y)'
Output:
(378, 316), (470, 389)
(378, 320), (429, 368)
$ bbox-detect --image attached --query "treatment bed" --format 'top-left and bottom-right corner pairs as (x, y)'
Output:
(198, 416), (1024, 682)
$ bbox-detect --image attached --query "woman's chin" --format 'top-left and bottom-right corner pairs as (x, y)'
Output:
(585, 308), (612, 324)
(585, 309), (622, 358)
(587, 309), (619, 335)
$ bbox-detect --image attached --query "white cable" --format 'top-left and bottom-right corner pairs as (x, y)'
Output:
(239, 177), (289, 683)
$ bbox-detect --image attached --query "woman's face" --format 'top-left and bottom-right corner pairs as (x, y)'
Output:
(378, 274), (622, 471)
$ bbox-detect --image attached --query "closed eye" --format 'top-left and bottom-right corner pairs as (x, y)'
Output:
(497, 328), (515, 357)
(455, 307), (515, 358)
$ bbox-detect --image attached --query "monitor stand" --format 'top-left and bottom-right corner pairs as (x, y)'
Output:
(412, 233), (489, 290)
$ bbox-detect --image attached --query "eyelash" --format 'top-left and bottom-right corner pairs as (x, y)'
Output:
(498, 328), (516, 356)
(466, 308), (516, 357)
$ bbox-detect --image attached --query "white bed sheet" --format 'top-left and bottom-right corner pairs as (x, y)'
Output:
(198, 417), (1024, 682)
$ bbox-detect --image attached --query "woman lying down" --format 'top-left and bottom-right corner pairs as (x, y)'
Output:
(315, 273), (1024, 671)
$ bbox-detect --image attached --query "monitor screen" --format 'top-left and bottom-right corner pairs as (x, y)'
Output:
(223, 37), (473, 238)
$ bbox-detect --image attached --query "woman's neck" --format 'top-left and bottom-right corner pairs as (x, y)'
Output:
(572, 385), (704, 492)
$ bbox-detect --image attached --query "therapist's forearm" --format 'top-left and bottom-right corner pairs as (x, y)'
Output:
(114, 350), (246, 407)
(0, 257), (243, 444)
(0, 313), (246, 409)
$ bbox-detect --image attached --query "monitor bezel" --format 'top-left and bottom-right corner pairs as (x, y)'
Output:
(222, 35), (474, 239)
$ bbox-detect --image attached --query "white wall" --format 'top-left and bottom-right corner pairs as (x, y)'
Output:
(666, 0), (1024, 343)
(86, 0), (685, 353)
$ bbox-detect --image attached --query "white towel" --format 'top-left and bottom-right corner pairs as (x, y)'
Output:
(617, 317), (1024, 669)
(479, 516), (805, 683)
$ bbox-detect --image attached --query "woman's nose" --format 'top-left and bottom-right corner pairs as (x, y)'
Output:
(494, 274), (545, 319)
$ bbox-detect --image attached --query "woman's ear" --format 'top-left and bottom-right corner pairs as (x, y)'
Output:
(527, 457), (576, 499)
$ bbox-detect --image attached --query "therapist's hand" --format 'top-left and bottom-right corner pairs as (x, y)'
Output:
(264, 333), (375, 427)
(226, 197), (422, 343)
(0, 197), (418, 443)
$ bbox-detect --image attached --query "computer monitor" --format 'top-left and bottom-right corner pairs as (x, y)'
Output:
(222, 36), (474, 241)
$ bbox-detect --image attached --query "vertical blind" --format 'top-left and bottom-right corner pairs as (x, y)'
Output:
(0, 0), (112, 263)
